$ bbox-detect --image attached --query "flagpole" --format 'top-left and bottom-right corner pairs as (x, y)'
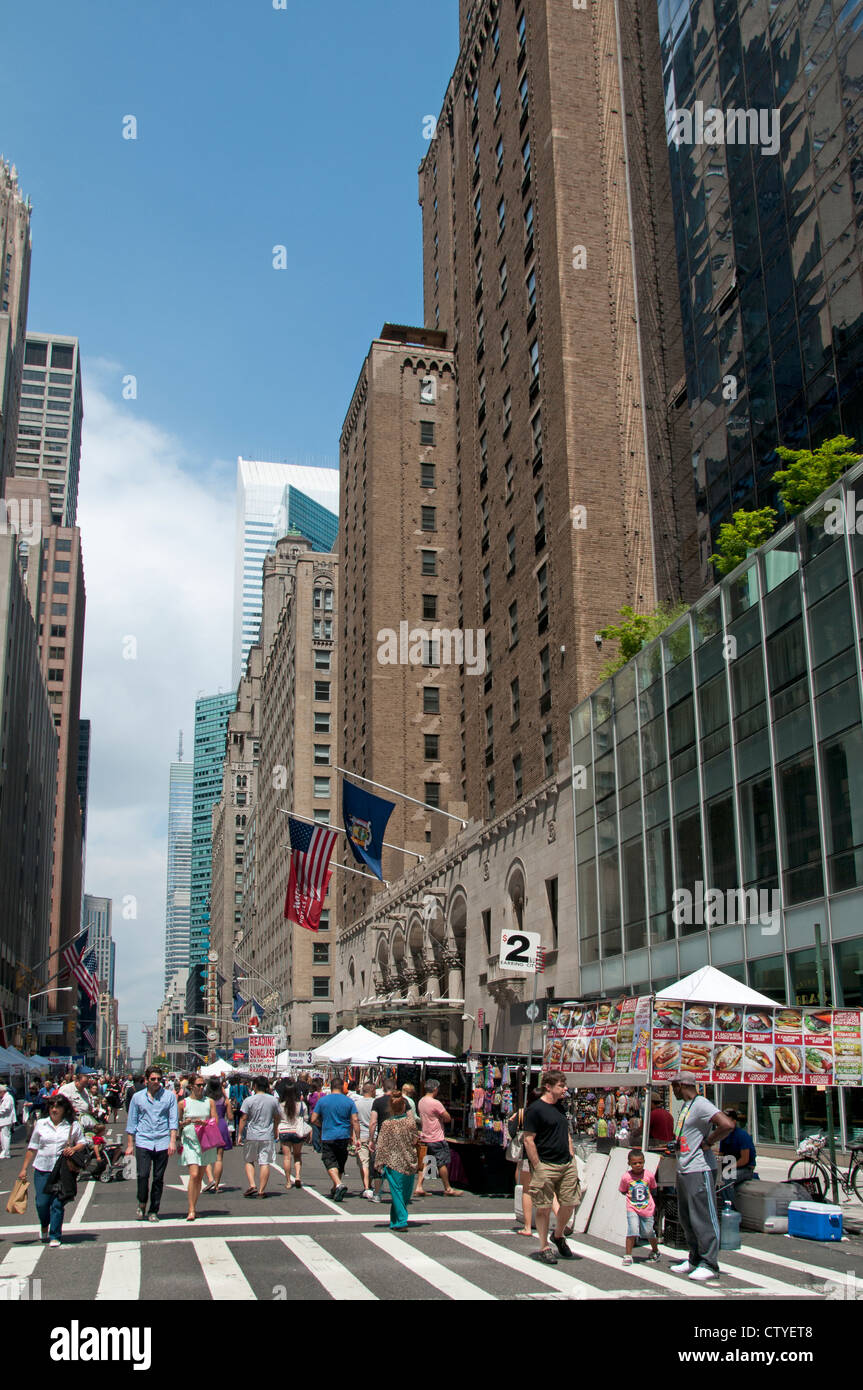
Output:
(281, 844), (387, 887)
(277, 807), (424, 860)
(335, 767), (468, 827)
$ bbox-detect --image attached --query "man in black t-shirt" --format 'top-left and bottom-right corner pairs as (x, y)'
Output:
(523, 1071), (581, 1266)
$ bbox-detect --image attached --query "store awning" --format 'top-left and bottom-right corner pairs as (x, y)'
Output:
(655, 965), (777, 1008)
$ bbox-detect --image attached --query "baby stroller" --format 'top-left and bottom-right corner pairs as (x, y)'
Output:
(78, 1136), (126, 1182)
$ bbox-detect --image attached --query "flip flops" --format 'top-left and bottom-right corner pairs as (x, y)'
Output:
(243, 1187), (257, 1197)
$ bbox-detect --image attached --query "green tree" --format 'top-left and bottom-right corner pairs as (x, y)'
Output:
(598, 601), (690, 677)
(708, 507), (778, 577)
(774, 434), (862, 516)
(150, 1054), (170, 1069)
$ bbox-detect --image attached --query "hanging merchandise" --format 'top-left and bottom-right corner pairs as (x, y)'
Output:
(472, 1085), (486, 1112)
(501, 1086), (513, 1116)
(501, 1062), (511, 1086)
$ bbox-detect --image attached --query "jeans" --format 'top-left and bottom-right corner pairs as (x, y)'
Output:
(384, 1168), (415, 1229)
(33, 1168), (66, 1239)
(135, 1145), (169, 1212)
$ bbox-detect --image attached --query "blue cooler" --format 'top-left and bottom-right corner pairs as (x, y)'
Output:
(787, 1201), (843, 1241)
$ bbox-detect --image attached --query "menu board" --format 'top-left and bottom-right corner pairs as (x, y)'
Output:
(650, 1002), (863, 1087)
(544, 997), (651, 1078)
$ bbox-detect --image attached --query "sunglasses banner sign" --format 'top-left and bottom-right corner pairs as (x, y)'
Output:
(650, 1001), (863, 1087)
(248, 1034), (277, 1071)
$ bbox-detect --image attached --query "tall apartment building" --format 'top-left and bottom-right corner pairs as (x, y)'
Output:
(232, 458), (340, 684)
(0, 157), (31, 493)
(14, 333), (83, 525)
(250, 534), (340, 1048)
(209, 649), (261, 1047)
(659, 0), (863, 578)
(164, 757), (193, 988)
(0, 532), (57, 1043)
(189, 693), (234, 966)
(339, 326), (465, 932)
(419, 0), (698, 820)
(83, 894), (112, 994)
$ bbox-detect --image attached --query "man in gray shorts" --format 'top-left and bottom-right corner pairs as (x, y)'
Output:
(238, 1076), (281, 1198)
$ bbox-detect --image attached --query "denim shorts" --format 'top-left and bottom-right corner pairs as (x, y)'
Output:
(625, 1209), (655, 1239)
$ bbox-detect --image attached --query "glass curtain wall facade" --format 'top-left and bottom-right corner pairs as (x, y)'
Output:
(164, 761), (193, 989)
(660, 0), (863, 569)
(190, 692), (234, 966)
(271, 485), (338, 555)
(570, 459), (863, 1146)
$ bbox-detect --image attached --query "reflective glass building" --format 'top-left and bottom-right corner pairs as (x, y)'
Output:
(660, 0), (863, 572)
(570, 459), (863, 1145)
(189, 692), (234, 967)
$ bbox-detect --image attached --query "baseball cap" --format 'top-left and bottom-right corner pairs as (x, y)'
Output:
(669, 1071), (699, 1084)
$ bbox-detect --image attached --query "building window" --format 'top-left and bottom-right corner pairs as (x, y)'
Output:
(314, 650), (331, 670)
(532, 413), (543, 458)
(421, 550), (437, 576)
(313, 745), (330, 765)
(513, 754), (523, 799)
(507, 528), (516, 574)
(487, 775), (496, 816)
(422, 637), (440, 666)
(421, 461), (436, 488)
(47, 667), (64, 683)
(496, 136), (504, 174)
(517, 10), (526, 54)
(529, 338), (539, 384)
(423, 593), (438, 621)
(312, 1014), (330, 1035)
(313, 977), (330, 998)
(483, 563), (491, 613)
(476, 306), (485, 354)
(522, 137), (531, 177)
(474, 190), (482, 227)
(480, 431), (488, 468)
(524, 201), (534, 243)
(55, 538), (72, 552)
(48, 645), (65, 660)
(519, 73), (529, 117)
(503, 386), (512, 431)
(475, 247), (483, 290)
(481, 496), (490, 548)
(501, 322), (510, 363)
(25, 342), (48, 366)
(537, 561), (548, 616)
(527, 268), (536, 310)
(543, 729), (554, 777)
(471, 84), (479, 121)
(420, 420), (435, 446)
(494, 78), (502, 115)
(505, 455), (514, 501)
(511, 677), (520, 725)
(425, 781), (440, 808)
(497, 196), (506, 234)
(314, 588), (323, 607)
(421, 506), (436, 532)
(314, 712), (331, 733)
(425, 733), (440, 760)
(473, 136), (481, 174)
(50, 624), (66, 638)
(492, 20), (500, 55)
(313, 943), (329, 964)
(52, 581), (69, 594)
(499, 258), (507, 299)
(314, 809), (331, 825)
(485, 705), (494, 746)
(314, 680), (330, 701)
(424, 686), (440, 714)
(478, 368), (486, 414)
(509, 599), (519, 647)
(540, 645), (550, 695)
(318, 909), (330, 930)
(546, 876), (558, 946)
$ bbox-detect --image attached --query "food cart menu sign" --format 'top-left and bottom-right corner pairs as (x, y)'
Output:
(650, 1003), (863, 1086)
(544, 997), (651, 1078)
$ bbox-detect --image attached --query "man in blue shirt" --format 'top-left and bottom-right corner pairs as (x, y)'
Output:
(124, 1067), (178, 1221)
(311, 1083), (360, 1201)
(719, 1109), (757, 1198)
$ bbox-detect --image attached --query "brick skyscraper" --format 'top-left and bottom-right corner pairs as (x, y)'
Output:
(419, 0), (699, 819)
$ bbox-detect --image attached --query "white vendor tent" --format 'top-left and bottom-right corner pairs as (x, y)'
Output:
(310, 1025), (383, 1065)
(199, 1058), (236, 1077)
(375, 1029), (456, 1062)
(655, 965), (777, 1008)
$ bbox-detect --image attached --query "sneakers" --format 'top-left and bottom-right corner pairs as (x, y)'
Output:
(371, 1193), (382, 1203)
(147, 1212), (159, 1223)
(533, 1246), (559, 1266)
(40, 1229), (49, 1244)
(622, 1255), (633, 1265)
(49, 1238), (61, 1247)
(646, 1251), (661, 1263)
(689, 1264), (718, 1282)
(363, 1188), (375, 1199)
(552, 1236), (575, 1260)
(136, 1205), (145, 1220)
(670, 1259), (693, 1274)
(332, 1185), (348, 1202)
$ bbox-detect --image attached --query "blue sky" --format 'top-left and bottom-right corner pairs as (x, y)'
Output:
(1, 0), (459, 1055)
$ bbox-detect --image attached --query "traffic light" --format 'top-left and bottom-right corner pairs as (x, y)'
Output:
(183, 1019), (189, 1035)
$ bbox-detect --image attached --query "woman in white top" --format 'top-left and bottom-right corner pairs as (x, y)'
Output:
(0, 1084), (16, 1158)
(18, 1095), (85, 1245)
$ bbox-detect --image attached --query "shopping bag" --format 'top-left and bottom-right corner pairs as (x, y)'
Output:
(6, 1177), (29, 1214)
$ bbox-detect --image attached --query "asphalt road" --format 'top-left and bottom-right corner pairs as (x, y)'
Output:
(1, 1128), (861, 1302)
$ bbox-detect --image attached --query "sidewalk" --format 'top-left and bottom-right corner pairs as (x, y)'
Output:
(754, 1153), (863, 1233)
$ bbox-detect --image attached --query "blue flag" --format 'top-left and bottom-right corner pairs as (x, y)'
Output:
(232, 992), (246, 1021)
(342, 779), (395, 880)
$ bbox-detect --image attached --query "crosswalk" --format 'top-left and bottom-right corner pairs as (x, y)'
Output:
(0, 1228), (832, 1301)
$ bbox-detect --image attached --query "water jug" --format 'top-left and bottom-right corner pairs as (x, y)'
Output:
(720, 1199), (742, 1250)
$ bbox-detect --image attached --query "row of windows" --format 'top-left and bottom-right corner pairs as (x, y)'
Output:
(486, 731), (554, 815)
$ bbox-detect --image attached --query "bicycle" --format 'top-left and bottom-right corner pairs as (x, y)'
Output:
(787, 1133), (863, 1201)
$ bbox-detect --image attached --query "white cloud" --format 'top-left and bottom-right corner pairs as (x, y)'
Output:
(77, 364), (234, 1056)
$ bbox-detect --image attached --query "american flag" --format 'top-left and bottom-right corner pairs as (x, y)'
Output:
(284, 816), (337, 932)
(62, 941), (99, 1004)
(81, 947), (99, 984)
(83, 1026), (96, 1049)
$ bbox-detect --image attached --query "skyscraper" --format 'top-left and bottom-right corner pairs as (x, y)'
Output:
(164, 753), (193, 989)
(13, 333), (83, 526)
(0, 157), (31, 495)
(83, 894), (112, 995)
(659, 0), (863, 578)
(189, 692), (234, 966)
(271, 484), (339, 554)
(232, 458), (339, 684)
(77, 719), (90, 842)
(418, 0), (699, 822)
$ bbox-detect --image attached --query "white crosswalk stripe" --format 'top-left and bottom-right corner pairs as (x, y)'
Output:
(657, 1244), (819, 1298)
(0, 1242), (43, 1299)
(364, 1232), (496, 1300)
(192, 1237), (256, 1300)
(280, 1235), (377, 1299)
(96, 1241), (141, 1300)
(444, 1231), (626, 1299)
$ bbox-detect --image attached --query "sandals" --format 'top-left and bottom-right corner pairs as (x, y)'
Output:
(186, 1213), (196, 1222)
(204, 1182), (217, 1193)
(243, 1187), (257, 1198)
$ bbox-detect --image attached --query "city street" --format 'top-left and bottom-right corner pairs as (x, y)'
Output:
(1, 1132), (860, 1302)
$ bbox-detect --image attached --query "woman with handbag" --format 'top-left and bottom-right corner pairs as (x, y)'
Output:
(16, 1095), (85, 1246)
(372, 1089), (422, 1231)
(203, 1078), (233, 1193)
(179, 1076), (219, 1221)
(275, 1081), (310, 1189)
(509, 1089), (539, 1237)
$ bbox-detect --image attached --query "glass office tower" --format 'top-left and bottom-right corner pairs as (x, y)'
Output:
(189, 692), (234, 966)
(570, 458), (863, 1147)
(660, 0), (863, 570)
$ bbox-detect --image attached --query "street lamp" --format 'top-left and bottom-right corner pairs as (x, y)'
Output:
(27, 987), (73, 1032)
